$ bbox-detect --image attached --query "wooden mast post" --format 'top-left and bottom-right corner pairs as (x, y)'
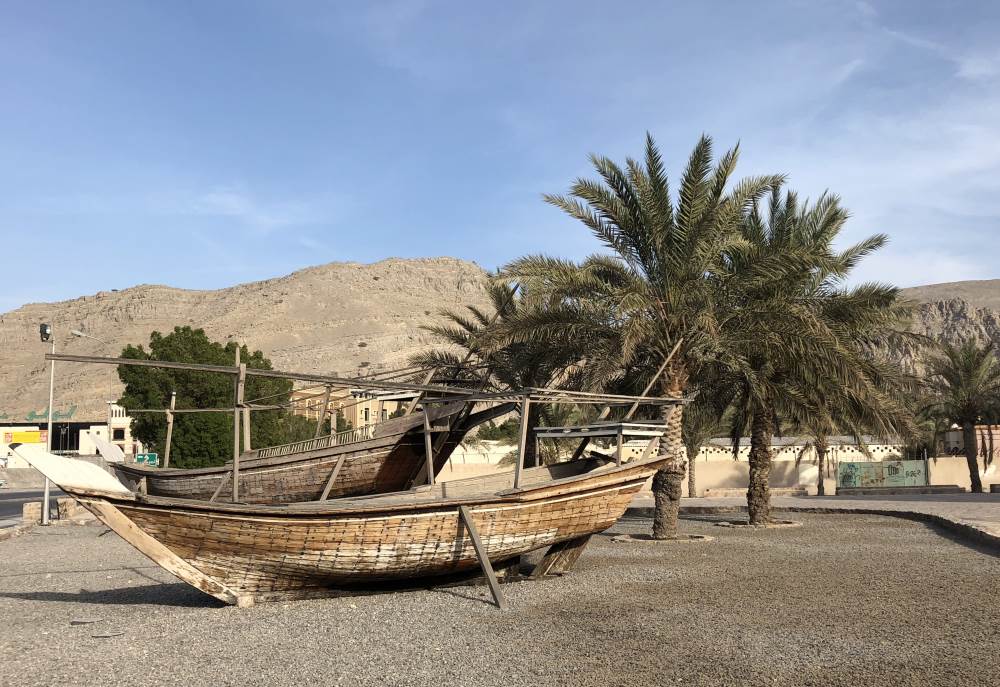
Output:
(458, 505), (506, 609)
(422, 407), (436, 486)
(615, 424), (624, 465)
(314, 385), (332, 438)
(233, 348), (245, 503)
(163, 391), (176, 468)
(513, 395), (530, 489)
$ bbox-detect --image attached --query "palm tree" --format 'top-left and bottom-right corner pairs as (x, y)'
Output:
(717, 184), (914, 522)
(925, 340), (1000, 493)
(495, 134), (781, 538)
(682, 391), (726, 498)
(410, 281), (579, 466)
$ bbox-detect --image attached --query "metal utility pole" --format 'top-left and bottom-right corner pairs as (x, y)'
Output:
(43, 332), (55, 526)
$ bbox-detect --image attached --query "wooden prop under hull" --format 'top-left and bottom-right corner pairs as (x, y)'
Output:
(13, 444), (662, 607)
(111, 402), (508, 504)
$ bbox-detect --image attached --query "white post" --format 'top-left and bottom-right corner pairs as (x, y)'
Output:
(42, 339), (55, 526)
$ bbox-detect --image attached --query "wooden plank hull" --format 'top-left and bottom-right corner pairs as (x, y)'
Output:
(111, 403), (478, 504)
(75, 459), (659, 606)
(114, 434), (428, 503)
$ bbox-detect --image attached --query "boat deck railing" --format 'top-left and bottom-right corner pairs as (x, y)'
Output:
(255, 424), (377, 459)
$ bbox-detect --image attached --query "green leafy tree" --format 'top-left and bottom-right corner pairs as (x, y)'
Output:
(118, 326), (317, 468)
(925, 340), (1000, 492)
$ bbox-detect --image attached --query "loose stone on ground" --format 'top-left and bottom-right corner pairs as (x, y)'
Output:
(1, 513), (998, 686)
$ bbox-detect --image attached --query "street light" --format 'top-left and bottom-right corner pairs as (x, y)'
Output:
(71, 330), (115, 438)
(40, 323), (55, 526)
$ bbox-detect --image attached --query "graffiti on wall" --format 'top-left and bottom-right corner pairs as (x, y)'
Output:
(837, 460), (927, 489)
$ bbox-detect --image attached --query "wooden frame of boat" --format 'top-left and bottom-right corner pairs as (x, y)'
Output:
(27, 353), (689, 609)
(110, 401), (512, 504)
(49, 352), (510, 504)
(13, 429), (672, 608)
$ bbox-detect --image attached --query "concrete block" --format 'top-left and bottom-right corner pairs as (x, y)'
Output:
(56, 497), (95, 522)
(22, 501), (41, 524)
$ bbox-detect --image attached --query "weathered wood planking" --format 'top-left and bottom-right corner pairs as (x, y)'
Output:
(111, 402), (472, 504)
(71, 456), (664, 606)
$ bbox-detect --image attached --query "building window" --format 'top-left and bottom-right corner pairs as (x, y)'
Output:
(113, 428), (125, 441)
(363, 408), (369, 423)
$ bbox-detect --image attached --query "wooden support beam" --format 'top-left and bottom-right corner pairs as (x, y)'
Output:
(615, 425), (623, 465)
(45, 352), (475, 396)
(458, 506), (506, 610)
(209, 470), (232, 502)
(514, 396), (530, 489)
(233, 351), (245, 503)
(532, 535), (593, 578)
(570, 348), (675, 461)
(318, 454), (347, 501)
(313, 385), (333, 439)
(163, 391), (176, 468)
(422, 408), (436, 487)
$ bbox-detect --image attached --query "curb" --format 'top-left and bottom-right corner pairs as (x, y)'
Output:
(625, 505), (1000, 552)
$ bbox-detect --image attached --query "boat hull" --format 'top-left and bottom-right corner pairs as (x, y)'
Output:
(111, 402), (481, 504)
(78, 463), (654, 605)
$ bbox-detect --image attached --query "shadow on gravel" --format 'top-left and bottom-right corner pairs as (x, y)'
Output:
(917, 521), (1000, 559)
(0, 583), (224, 608)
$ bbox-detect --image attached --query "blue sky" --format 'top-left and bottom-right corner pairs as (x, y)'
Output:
(2, 0), (999, 311)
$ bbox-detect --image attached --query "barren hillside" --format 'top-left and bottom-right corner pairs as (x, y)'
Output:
(0, 258), (490, 422)
(3, 267), (1000, 423)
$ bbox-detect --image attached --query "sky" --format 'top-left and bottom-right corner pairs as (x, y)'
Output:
(2, 0), (999, 312)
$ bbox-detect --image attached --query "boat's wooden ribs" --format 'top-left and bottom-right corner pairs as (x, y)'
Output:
(114, 479), (645, 600)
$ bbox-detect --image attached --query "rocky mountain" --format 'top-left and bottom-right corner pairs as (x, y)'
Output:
(895, 281), (1000, 371)
(2, 264), (998, 424)
(0, 258), (491, 422)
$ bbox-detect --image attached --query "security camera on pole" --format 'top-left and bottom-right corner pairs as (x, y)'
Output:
(39, 323), (54, 526)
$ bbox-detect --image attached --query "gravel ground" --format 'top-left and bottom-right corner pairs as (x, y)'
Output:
(1, 514), (998, 687)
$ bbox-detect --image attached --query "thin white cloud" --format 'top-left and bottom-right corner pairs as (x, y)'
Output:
(831, 57), (865, 86)
(192, 187), (319, 232)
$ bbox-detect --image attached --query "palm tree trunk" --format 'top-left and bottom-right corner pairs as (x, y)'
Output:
(687, 448), (697, 498)
(815, 437), (827, 497)
(963, 421), (984, 493)
(652, 401), (685, 539)
(747, 406), (773, 525)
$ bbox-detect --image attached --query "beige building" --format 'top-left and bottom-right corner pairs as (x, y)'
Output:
(290, 388), (406, 431)
(78, 404), (143, 459)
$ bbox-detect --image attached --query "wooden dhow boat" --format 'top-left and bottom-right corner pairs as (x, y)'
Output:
(13, 390), (682, 608)
(47, 352), (509, 504)
(110, 401), (510, 504)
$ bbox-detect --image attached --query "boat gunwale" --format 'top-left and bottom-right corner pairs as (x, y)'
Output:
(70, 453), (666, 518)
(90, 455), (663, 515)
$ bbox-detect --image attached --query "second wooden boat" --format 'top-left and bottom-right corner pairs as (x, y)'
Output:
(110, 402), (511, 504)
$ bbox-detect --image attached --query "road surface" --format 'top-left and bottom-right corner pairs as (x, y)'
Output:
(0, 488), (63, 526)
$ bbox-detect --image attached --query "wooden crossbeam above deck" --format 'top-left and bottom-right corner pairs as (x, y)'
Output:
(533, 421), (667, 440)
(46, 353), (475, 396)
